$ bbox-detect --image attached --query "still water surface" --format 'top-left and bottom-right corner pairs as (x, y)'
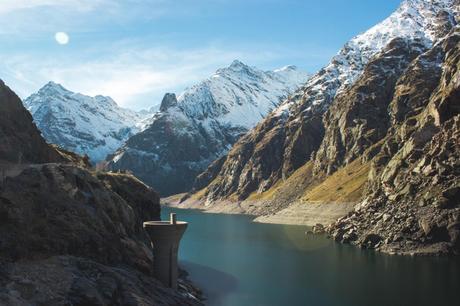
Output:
(162, 207), (460, 306)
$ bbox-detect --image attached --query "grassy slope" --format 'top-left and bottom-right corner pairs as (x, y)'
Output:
(247, 159), (370, 205)
(302, 159), (370, 203)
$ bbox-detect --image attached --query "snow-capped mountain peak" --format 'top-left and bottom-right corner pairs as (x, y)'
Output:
(176, 60), (309, 128)
(276, 0), (458, 115)
(39, 81), (66, 92)
(24, 83), (151, 163)
(351, 0), (456, 55)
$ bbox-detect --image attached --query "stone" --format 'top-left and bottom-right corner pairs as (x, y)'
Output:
(362, 233), (383, 248)
(442, 186), (460, 204)
(435, 196), (452, 209)
(382, 214), (392, 222)
(312, 223), (326, 234)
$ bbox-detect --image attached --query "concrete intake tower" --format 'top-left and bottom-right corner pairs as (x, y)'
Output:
(143, 213), (188, 289)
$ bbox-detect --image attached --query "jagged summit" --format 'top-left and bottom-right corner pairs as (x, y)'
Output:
(37, 81), (119, 108)
(351, 0), (457, 51)
(24, 83), (151, 162)
(274, 65), (298, 72)
(228, 59), (247, 69)
(41, 80), (64, 89)
(38, 81), (70, 96)
(159, 93), (178, 112)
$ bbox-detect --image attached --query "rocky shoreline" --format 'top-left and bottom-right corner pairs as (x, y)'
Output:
(163, 195), (459, 257)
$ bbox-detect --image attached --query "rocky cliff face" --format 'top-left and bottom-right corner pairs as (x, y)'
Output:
(0, 81), (201, 304)
(327, 28), (460, 255)
(107, 61), (308, 196)
(313, 38), (427, 175)
(0, 80), (64, 164)
(192, 0), (458, 203)
(24, 82), (150, 163)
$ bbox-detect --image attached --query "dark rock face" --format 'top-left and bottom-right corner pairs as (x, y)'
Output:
(192, 156), (227, 192)
(0, 164), (201, 305)
(159, 93), (178, 112)
(202, 113), (291, 200)
(0, 80), (64, 164)
(327, 29), (460, 255)
(0, 256), (200, 306)
(0, 165), (157, 269)
(107, 106), (244, 196)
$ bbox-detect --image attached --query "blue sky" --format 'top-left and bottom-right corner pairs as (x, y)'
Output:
(0, 0), (402, 110)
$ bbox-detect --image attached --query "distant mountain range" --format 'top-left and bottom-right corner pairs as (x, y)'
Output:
(106, 61), (308, 195)
(24, 82), (153, 162)
(24, 61), (308, 195)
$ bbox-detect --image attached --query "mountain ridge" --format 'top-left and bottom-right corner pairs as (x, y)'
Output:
(24, 81), (151, 163)
(188, 0), (459, 203)
(106, 60), (308, 196)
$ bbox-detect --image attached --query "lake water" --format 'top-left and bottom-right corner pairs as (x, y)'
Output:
(162, 207), (460, 306)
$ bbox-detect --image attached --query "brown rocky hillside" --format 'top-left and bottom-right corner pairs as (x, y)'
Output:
(175, 26), (460, 255)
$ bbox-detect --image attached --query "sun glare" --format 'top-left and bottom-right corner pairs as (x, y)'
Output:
(55, 32), (69, 45)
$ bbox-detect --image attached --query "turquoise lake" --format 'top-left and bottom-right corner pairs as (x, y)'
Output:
(162, 207), (460, 306)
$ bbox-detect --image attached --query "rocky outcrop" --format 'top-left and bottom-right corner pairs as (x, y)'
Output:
(0, 80), (64, 164)
(0, 165), (159, 272)
(0, 255), (201, 306)
(107, 61), (308, 196)
(192, 156), (227, 192)
(327, 28), (460, 255)
(313, 38), (427, 175)
(159, 93), (178, 112)
(0, 164), (201, 305)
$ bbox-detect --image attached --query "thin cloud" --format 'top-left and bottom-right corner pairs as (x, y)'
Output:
(0, 0), (107, 14)
(0, 45), (266, 110)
